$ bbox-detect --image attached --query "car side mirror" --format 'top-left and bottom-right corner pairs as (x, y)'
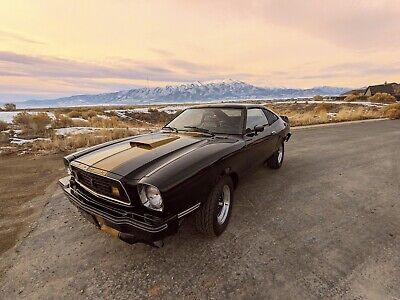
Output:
(254, 125), (264, 133)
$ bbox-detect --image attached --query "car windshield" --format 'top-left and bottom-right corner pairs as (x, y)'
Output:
(165, 107), (244, 135)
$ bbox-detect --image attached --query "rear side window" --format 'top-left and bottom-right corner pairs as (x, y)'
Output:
(264, 109), (279, 125)
(246, 108), (268, 130)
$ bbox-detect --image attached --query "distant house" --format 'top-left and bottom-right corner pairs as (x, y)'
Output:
(364, 83), (396, 96)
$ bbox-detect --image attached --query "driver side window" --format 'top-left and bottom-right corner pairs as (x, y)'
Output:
(246, 108), (268, 131)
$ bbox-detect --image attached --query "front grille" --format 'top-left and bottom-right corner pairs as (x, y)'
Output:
(71, 166), (130, 204)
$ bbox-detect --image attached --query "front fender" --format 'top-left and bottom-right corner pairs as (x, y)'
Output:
(139, 140), (244, 214)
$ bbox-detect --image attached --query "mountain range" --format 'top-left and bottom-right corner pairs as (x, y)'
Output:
(17, 80), (349, 108)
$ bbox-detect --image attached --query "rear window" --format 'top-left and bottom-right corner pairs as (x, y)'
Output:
(264, 109), (279, 125)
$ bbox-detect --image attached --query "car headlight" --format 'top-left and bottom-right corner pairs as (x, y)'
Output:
(138, 184), (163, 211)
(66, 165), (72, 175)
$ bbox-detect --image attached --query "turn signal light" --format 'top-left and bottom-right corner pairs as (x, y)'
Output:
(111, 186), (120, 198)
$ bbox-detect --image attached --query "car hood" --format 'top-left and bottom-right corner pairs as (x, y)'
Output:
(71, 132), (213, 178)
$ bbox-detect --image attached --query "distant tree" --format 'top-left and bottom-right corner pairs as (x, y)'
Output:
(4, 103), (16, 111)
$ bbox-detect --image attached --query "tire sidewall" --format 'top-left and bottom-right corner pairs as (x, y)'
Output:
(277, 142), (284, 167)
(212, 177), (234, 236)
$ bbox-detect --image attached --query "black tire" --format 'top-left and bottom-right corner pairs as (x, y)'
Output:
(267, 142), (284, 169)
(195, 176), (234, 236)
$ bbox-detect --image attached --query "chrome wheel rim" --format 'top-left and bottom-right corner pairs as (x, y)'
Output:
(277, 144), (283, 163)
(217, 185), (231, 225)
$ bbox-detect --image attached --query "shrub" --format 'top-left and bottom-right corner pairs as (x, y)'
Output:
(368, 93), (396, 104)
(381, 103), (400, 119)
(0, 120), (8, 131)
(3, 103), (16, 111)
(344, 94), (367, 102)
(88, 116), (128, 128)
(0, 132), (10, 143)
(312, 95), (324, 101)
(51, 115), (74, 128)
(13, 111), (31, 127)
(126, 110), (175, 125)
(313, 102), (334, 114)
(71, 119), (90, 127)
(67, 110), (81, 118)
(81, 110), (98, 119)
(33, 129), (136, 152)
(13, 112), (52, 135)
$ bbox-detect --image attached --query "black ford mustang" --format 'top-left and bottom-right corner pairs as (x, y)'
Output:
(59, 104), (291, 247)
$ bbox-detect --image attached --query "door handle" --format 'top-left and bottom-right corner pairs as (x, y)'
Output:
(271, 131), (277, 135)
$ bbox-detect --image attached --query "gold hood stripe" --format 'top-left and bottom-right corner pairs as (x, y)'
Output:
(74, 134), (191, 174)
(76, 143), (132, 167)
(93, 146), (149, 172)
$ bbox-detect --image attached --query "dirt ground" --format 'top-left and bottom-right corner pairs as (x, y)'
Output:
(0, 154), (65, 259)
(0, 119), (399, 299)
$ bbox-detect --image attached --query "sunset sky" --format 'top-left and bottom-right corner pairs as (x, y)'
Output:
(1, 0), (399, 101)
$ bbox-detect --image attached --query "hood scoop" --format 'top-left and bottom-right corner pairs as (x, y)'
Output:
(130, 136), (180, 150)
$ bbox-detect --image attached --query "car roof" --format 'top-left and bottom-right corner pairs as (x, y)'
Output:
(189, 103), (266, 109)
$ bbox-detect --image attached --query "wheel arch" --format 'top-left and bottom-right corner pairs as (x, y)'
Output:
(217, 167), (239, 190)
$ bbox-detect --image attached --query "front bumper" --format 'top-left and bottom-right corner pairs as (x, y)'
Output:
(59, 176), (179, 246)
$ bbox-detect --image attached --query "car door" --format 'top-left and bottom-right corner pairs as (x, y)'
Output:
(244, 108), (275, 166)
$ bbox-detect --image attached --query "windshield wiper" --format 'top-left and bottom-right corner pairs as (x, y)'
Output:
(183, 126), (214, 136)
(162, 126), (178, 133)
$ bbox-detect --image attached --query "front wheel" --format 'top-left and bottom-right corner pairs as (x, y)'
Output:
(267, 142), (284, 169)
(195, 176), (234, 236)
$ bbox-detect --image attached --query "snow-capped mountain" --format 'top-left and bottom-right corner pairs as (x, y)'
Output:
(18, 79), (349, 108)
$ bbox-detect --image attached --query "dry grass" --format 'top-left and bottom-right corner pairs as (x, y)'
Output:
(87, 116), (129, 128)
(81, 110), (98, 119)
(345, 94), (367, 102)
(51, 114), (74, 128)
(125, 109), (176, 126)
(67, 110), (81, 118)
(65, 108), (103, 119)
(335, 107), (381, 122)
(313, 102), (334, 114)
(32, 129), (136, 152)
(4, 102), (396, 156)
(13, 112), (52, 136)
(312, 95), (324, 101)
(381, 103), (400, 119)
(284, 111), (329, 126)
(368, 93), (396, 104)
(271, 103), (383, 126)
(0, 120), (8, 131)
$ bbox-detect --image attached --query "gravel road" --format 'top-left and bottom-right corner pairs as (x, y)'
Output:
(1, 119), (400, 299)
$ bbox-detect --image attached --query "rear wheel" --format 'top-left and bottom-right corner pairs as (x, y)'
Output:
(195, 176), (234, 236)
(267, 142), (284, 169)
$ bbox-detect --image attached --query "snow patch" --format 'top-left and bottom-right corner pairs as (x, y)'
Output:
(0, 111), (55, 124)
(10, 137), (51, 145)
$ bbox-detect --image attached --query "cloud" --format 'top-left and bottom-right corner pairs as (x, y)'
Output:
(0, 51), (238, 83)
(168, 59), (213, 73)
(300, 61), (400, 80)
(0, 30), (44, 45)
(190, 0), (400, 49)
(149, 48), (174, 57)
(0, 51), (246, 100)
(0, 51), (185, 81)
